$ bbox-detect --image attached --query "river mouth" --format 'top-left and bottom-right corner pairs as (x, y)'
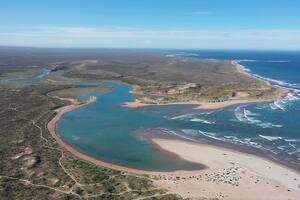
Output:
(57, 80), (300, 171)
(57, 81), (206, 171)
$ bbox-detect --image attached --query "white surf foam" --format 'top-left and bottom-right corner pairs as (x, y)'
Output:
(190, 118), (215, 124)
(284, 138), (300, 142)
(234, 105), (247, 122)
(170, 113), (193, 120)
(181, 129), (199, 137)
(269, 90), (300, 111)
(234, 106), (283, 128)
(198, 130), (222, 141)
(259, 135), (282, 141)
(259, 123), (283, 128)
(287, 92), (300, 101)
(236, 59), (289, 63)
(159, 128), (198, 142)
(272, 100), (286, 111)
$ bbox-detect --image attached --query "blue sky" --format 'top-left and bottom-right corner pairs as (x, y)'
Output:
(0, 0), (300, 49)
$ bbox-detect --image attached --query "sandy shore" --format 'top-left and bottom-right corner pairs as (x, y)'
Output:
(48, 95), (300, 199)
(122, 86), (289, 110)
(152, 138), (300, 200)
(47, 95), (161, 174)
(123, 60), (290, 110)
(122, 98), (275, 110)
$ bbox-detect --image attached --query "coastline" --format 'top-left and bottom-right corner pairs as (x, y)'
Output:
(122, 60), (290, 110)
(46, 59), (297, 199)
(47, 92), (300, 199)
(47, 95), (158, 174)
(122, 98), (279, 110)
(151, 138), (300, 199)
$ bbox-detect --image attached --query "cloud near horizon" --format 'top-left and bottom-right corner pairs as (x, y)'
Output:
(0, 26), (300, 49)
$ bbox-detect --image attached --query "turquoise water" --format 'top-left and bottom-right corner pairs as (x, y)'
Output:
(58, 81), (204, 171)
(164, 50), (300, 168)
(58, 51), (300, 170)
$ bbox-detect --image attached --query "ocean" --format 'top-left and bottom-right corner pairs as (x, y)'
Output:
(58, 50), (300, 171)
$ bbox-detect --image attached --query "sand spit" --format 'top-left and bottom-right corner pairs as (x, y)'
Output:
(47, 86), (296, 199)
(151, 138), (300, 200)
(122, 98), (275, 110)
(123, 60), (290, 110)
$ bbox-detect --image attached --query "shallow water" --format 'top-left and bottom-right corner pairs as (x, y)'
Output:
(58, 81), (204, 171)
(58, 50), (300, 170)
(0, 67), (51, 86)
(36, 68), (51, 79)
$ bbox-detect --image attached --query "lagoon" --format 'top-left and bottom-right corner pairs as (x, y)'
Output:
(58, 50), (300, 171)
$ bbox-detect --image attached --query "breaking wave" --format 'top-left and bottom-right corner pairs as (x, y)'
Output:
(190, 118), (215, 124)
(170, 113), (215, 124)
(159, 128), (198, 142)
(170, 113), (194, 120)
(236, 59), (290, 63)
(234, 106), (283, 128)
(269, 91), (300, 111)
(259, 135), (282, 141)
(157, 127), (300, 164)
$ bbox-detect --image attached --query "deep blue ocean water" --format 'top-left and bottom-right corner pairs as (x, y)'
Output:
(165, 50), (300, 167)
(58, 50), (300, 170)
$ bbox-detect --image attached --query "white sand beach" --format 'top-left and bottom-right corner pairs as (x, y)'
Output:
(48, 94), (299, 200)
(151, 138), (300, 200)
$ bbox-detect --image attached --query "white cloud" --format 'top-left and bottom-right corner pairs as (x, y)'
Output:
(0, 26), (300, 49)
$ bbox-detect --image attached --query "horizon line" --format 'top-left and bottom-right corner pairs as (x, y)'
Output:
(1, 45), (300, 52)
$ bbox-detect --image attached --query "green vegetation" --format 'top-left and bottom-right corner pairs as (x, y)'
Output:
(0, 84), (186, 199)
(62, 57), (282, 104)
(48, 85), (112, 103)
(2, 47), (273, 199)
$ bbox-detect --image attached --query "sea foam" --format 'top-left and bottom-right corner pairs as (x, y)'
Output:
(234, 106), (283, 128)
(259, 135), (282, 141)
(190, 118), (215, 124)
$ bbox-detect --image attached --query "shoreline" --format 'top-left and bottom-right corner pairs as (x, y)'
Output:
(47, 95), (159, 175)
(122, 60), (291, 110)
(122, 98), (277, 110)
(47, 93), (300, 199)
(142, 132), (300, 173)
(48, 96), (300, 174)
(151, 138), (300, 199)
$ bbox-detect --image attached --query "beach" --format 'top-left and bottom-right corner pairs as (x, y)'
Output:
(47, 95), (161, 174)
(48, 98), (300, 199)
(123, 61), (290, 110)
(48, 94), (300, 200)
(122, 98), (274, 110)
(47, 60), (298, 199)
(122, 88), (289, 110)
(152, 138), (300, 200)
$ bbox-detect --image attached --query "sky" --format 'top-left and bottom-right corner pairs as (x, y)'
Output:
(0, 0), (300, 50)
